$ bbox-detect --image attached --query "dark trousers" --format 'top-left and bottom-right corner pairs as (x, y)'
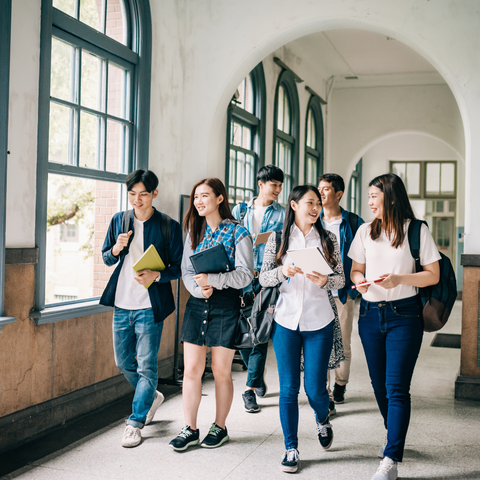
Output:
(358, 295), (423, 462)
(240, 342), (269, 388)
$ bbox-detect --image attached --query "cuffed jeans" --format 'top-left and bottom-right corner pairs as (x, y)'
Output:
(240, 342), (268, 388)
(113, 307), (163, 428)
(358, 296), (423, 462)
(272, 320), (334, 450)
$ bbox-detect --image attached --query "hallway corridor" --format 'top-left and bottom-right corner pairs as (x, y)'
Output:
(3, 302), (479, 480)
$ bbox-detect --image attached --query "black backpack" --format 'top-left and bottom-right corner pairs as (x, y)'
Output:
(348, 212), (360, 237)
(408, 219), (457, 332)
(121, 210), (173, 266)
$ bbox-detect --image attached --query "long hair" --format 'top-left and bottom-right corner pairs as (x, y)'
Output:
(184, 178), (235, 250)
(276, 185), (337, 267)
(369, 173), (416, 248)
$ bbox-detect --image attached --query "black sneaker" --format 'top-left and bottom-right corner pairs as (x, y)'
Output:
(329, 400), (337, 417)
(200, 423), (229, 448)
(333, 383), (346, 404)
(169, 425), (200, 451)
(317, 417), (334, 450)
(281, 448), (299, 473)
(242, 389), (260, 413)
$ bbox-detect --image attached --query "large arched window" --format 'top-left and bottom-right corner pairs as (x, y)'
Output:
(34, 0), (152, 323)
(273, 70), (299, 205)
(226, 62), (266, 205)
(305, 96), (324, 185)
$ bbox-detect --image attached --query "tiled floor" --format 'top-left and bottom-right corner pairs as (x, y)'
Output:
(5, 301), (480, 480)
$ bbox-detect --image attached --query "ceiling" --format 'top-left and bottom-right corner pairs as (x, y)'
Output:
(286, 29), (444, 89)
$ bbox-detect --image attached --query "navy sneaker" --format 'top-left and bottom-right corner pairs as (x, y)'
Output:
(281, 448), (299, 473)
(169, 425), (200, 451)
(200, 423), (229, 448)
(317, 417), (334, 450)
(329, 400), (337, 417)
(242, 389), (260, 413)
(333, 383), (346, 404)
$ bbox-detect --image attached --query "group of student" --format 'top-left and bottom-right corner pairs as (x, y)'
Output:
(100, 165), (441, 480)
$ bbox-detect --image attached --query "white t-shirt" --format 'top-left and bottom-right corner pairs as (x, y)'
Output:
(275, 224), (334, 332)
(348, 220), (441, 302)
(323, 217), (342, 297)
(114, 216), (152, 310)
(252, 204), (269, 236)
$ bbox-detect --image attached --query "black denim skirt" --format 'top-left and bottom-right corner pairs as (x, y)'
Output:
(180, 288), (241, 349)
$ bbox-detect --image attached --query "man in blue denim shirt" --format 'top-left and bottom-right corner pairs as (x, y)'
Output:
(232, 165), (285, 414)
(100, 170), (183, 448)
(319, 173), (364, 415)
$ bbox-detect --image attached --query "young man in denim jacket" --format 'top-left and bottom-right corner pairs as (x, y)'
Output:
(100, 170), (183, 447)
(232, 165), (285, 413)
(318, 173), (364, 415)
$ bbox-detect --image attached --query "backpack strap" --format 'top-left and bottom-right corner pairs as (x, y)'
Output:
(238, 202), (248, 225)
(348, 212), (360, 237)
(121, 209), (133, 256)
(408, 219), (426, 273)
(160, 213), (173, 267)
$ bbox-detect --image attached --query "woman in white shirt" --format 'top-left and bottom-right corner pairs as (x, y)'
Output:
(259, 185), (345, 473)
(349, 173), (440, 480)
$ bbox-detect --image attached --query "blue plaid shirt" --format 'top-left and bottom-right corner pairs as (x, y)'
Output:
(195, 219), (249, 269)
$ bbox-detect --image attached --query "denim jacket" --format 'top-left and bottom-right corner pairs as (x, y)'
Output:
(320, 207), (364, 304)
(232, 198), (286, 271)
(99, 209), (183, 323)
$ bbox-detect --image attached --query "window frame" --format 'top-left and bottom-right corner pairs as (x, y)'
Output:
(0, 0), (16, 330)
(347, 158), (362, 216)
(273, 70), (300, 204)
(32, 0), (152, 325)
(304, 95), (324, 185)
(225, 62), (266, 205)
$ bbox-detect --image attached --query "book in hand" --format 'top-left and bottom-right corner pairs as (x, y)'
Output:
(190, 244), (232, 274)
(254, 231), (275, 246)
(286, 246), (334, 276)
(132, 244), (166, 289)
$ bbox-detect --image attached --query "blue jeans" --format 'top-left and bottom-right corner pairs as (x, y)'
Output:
(113, 307), (164, 428)
(272, 321), (334, 450)
(358, 296), (423, 462)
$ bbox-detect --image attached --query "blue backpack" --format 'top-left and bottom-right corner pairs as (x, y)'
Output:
(408, 219), (457, 332)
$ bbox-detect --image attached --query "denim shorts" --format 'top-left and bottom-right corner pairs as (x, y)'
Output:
(181, 288), (241, 349)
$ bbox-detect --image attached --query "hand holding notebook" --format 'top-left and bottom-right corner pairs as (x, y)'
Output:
(132, 244), (166, 289)
(286, 246), (334, 276)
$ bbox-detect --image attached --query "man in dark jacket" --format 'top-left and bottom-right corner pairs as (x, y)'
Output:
(100, 169), (183, 447)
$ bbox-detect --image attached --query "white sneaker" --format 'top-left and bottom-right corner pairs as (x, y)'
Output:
(371, 457), (398, 480)
(145, 390), (164, 425)
(121, 425), (142, 448)
(378, 431), (387, 458)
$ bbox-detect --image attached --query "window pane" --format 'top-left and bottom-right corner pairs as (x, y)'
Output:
(106, 120), (127, 173)
(406, 162), (420, 195)
(426, 163), (440, 194)
(51, 37), (75, 103)
(108, 63), (128, 119)
(306, 154), (317, 185)
(245, 154), (255, 190)
(81, 51), (104, 111)
(306, 109), (316, 149)
(229, 150), (236, 189)
(392, 162), (406, 183)
(241, 124), (252, 150)
(80, 0), (103, 32)
(283, 91), (290, 134)
(449, 201), (456, 213)
(53, 0), (76, 17)
(436, 200), (444, 213)
(232, 121), (242, 147)
(441, 163), (455, 194)
(277, 86), (284, 131)
(244, 74), (254, 114)
(106, 0), (127, 45)
(236, 151), (246, 188)
(49, 102), (75, 165)
(79, 111), (101, 169)
(46, 174), (125, 304)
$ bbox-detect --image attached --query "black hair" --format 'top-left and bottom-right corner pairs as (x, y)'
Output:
(368, 173), (416, 248)
(318, 173), (345, 193)
(257, 164), (284, 184)
(126, 169), (159, 192)
(276, 185), (337, 268)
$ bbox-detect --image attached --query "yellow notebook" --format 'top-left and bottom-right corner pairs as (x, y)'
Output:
(132, 244), (166, 289)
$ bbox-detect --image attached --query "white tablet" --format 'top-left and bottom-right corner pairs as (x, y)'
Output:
(286, 246), (334, 276)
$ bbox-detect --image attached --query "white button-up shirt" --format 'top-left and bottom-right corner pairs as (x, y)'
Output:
(274, 224), (334, 332)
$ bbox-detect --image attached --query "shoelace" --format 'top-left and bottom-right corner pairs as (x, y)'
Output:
(377, 459), (396, 475)
(285, 449), (299, 463)
(316, 422), (330, 437)
(178, 426), (193, 439)
(208, 424), (222, 436)
(124, 426), (138, 438)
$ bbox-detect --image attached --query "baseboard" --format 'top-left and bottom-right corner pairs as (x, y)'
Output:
(0, 354), (181, 454)
(455, 373), (480, 401)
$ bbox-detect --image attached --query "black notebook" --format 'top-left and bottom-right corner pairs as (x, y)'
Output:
(190, 244), (232, 274)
